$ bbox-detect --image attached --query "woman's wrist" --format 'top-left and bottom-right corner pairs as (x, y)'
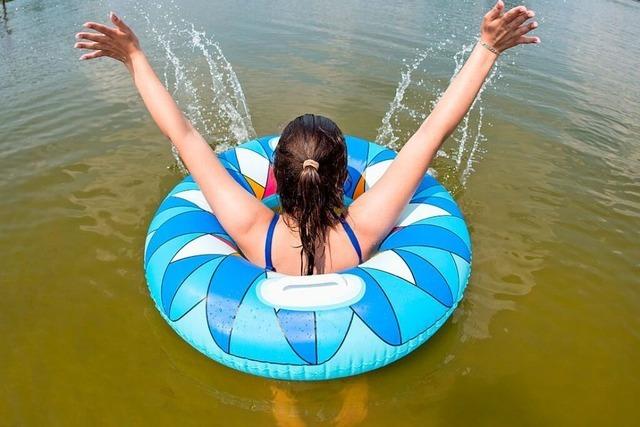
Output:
(125, 49), (146, 73)
(472, 39), (500, 69)
(478, 37), (501, 56)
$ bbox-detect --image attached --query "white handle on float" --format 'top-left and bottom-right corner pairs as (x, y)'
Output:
(257, 273), (365, 311)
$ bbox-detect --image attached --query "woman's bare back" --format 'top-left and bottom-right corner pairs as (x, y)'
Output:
(265, 214), (366, 275)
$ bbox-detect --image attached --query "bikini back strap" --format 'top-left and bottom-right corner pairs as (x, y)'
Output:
(340, 217), (363, 263)
(265, 213), (279, 271)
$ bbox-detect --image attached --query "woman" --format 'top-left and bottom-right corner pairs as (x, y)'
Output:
(74, 0), (539, 276)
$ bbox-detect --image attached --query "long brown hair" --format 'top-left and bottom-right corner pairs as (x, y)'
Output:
(274, 114), (348, 275)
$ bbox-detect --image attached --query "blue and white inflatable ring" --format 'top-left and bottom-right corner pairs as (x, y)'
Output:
(144, 135), (472, 380)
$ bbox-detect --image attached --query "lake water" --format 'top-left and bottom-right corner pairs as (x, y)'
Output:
(1, 0), (638, 425)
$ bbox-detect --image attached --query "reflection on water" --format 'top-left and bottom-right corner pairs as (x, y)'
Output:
(271, 378), (369, 427)
(0, 0), (638, 425)
(1, 1), (11, 35)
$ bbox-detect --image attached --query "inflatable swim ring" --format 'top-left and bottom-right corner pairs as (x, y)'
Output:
(144, 135), (471, 380)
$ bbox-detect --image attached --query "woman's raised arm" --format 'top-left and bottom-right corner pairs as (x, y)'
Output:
(350, 1), (539, 249)
(75, 13), (273, 260)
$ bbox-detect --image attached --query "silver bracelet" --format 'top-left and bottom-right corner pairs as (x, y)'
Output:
(478, 38), (500, 56)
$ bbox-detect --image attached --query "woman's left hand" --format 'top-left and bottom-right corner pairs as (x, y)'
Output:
(74, 12), (141, 68)
(480, 0), (540, 53)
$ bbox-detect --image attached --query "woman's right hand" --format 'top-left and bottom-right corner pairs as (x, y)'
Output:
(480, 0), (540, 53)
(75, 12), (141, 69)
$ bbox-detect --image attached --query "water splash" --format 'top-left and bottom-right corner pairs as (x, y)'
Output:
(454, 50), (500, 185)
(134, 2), (255, 173)
(132, 1), (498, 183)
(376, 48), (432, 151)
(376, 39), (502, 187)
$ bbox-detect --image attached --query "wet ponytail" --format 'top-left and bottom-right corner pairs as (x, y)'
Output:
(297, 163), (325, 275)
(274, 114), (347, 275)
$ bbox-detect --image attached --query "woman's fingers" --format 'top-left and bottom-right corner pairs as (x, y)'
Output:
(485, 0), (504, 20)
(109, 12), (132, 34)
(76, 14), (139, 64)
(509, 9), (534, 29)
(74, 41), (112, 51)
(79, 49), (125, 62)
(516, 20), (539, 37)
(517, 35), (541, 45)
(82, 21), (117, 37)
(75, 32), (110, 44)
(79, 50), (108, 60)
(502, 6), (528, 24)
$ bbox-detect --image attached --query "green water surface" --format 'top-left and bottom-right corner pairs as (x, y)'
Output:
(1, 0), (638, 425)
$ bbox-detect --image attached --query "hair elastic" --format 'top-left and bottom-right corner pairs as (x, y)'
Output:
(302, 159), (319, 170)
